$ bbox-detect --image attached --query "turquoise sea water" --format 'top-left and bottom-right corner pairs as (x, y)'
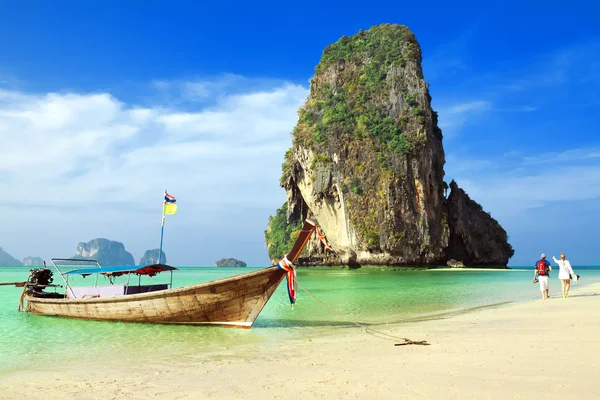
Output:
(1, 265), (599, 374)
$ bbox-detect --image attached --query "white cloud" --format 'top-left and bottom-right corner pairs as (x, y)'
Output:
(460, 167), (600, 211)
(521, 148), (600, 165)
(0, 78), (309, 264)
(446, 100), (489, 114)
(434, 100), (490, 138)
(182, 82), (210, 100)
(447, 148), (600, 219)
(496, 40), (600, 92)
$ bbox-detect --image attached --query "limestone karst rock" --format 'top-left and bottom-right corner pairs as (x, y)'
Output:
(73, 238), (135, 266)
(445, 181), (514, 266)
(215, 258), (247, 267)
(139, 249), (167, 266)
(23, 256), (45, 267)
(266, 24), (513, 267)
(0, 247), (23, 266)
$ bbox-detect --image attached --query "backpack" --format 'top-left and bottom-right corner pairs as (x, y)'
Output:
(536, 260), (548, 275)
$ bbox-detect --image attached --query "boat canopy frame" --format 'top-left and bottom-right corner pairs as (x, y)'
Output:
(48, 258), (177, 299)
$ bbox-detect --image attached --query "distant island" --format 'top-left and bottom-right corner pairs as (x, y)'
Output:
(0, 247), (23, 266)
(72, 238), (135, 266)
(0, 250), (46, 267)
(215, 258), (247, 267)
(139, 249), (167, 266)
(23, 256), (45, 266)
(1, 241), (172, 268)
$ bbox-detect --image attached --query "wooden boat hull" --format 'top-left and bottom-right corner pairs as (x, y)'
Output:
(25, 266), (286, 328)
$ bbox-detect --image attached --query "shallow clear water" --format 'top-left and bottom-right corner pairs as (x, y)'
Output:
(1, 265), (599, 374)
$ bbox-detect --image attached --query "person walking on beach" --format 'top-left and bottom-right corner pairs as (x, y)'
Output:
(534, 254), (552, 300)
(553, 253), (575, 298)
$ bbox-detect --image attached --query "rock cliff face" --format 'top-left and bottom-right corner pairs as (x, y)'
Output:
(445, 181), (513, 266)
(0, 247), (23, 266)
(74, 239), (135, 266)
(267, 24), (513, 267)
(23, 256), (44, 266)
(139, 249), (167, 266)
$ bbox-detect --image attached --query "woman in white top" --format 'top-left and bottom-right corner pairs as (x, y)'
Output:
(552, 253), (575, 298)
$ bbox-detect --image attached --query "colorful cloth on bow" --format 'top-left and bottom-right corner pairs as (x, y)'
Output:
(316, 227), (333, 250)
(163, 192), (178, 215)
(277, 255), (297, 305)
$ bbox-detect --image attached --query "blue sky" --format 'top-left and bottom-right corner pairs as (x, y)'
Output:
(0, 0), (599, 266)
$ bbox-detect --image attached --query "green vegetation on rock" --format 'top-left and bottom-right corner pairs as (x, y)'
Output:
(316, 24), (419, 73)
(293, 23), (423, 155)
(264, 203), (303, 261)
(280, 148), (294, 185)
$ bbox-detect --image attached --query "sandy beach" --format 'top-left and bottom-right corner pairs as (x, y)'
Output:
(2, 283), (599, 400)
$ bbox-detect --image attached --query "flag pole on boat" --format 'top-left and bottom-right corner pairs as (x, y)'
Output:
(159, 189), (178, 265)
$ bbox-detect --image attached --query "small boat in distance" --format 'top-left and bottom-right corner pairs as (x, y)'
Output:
(16, 219), (321, 328)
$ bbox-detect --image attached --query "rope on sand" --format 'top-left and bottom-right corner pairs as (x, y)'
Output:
(295, 279), (430, 346)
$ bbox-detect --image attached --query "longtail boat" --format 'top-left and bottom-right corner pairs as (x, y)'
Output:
(13, 219), (322, 328)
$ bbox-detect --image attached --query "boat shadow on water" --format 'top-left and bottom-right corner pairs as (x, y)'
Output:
(254, 300), (523, 330)
(377, 301), (516, 325)
(253, 318), (371, 329)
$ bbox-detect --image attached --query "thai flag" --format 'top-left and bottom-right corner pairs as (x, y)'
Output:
(164, 192), (176, 203)
(163, 191), (178, 215)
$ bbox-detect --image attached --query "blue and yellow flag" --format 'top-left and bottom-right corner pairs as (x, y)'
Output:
(163, 192), (178, 215)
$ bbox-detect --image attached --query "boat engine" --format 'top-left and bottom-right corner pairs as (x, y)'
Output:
(28, 268), (54, 288)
